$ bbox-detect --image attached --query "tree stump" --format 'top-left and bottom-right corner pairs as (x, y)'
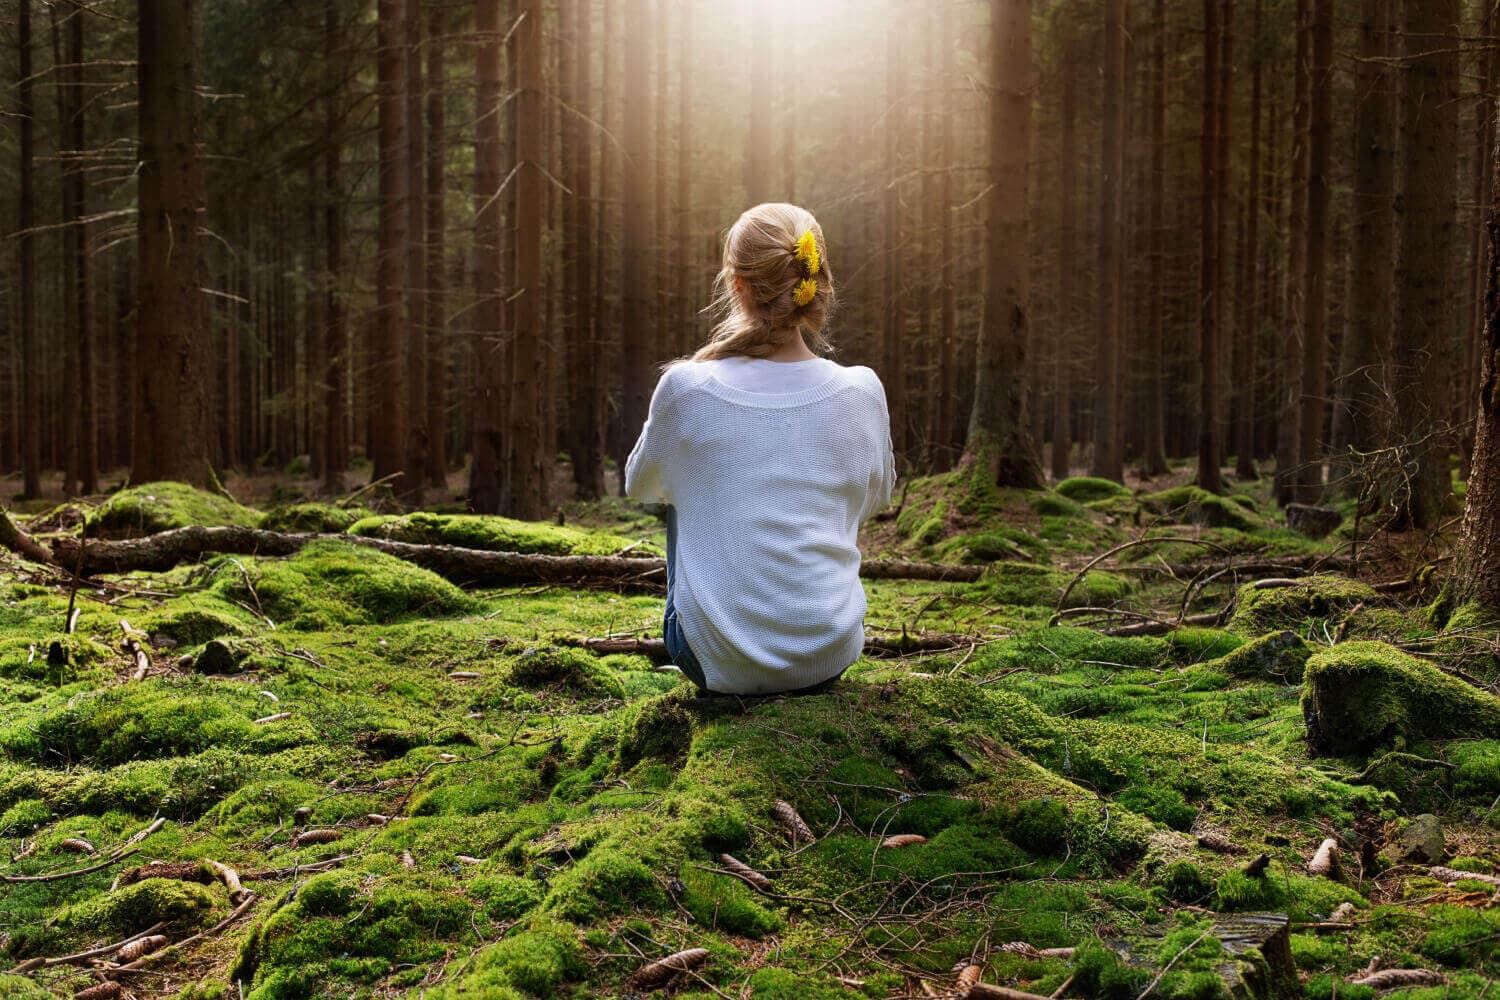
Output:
(1285, 504), (1343, 539)
(1105, 912), (1295, 1000)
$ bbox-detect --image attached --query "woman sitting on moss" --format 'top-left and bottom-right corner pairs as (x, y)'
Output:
(624, 203), (896, 696)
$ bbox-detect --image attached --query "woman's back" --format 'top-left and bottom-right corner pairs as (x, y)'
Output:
(624, 357), (894, 694)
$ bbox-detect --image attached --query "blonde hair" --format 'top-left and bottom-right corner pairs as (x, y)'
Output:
(691, 203), (836, 361)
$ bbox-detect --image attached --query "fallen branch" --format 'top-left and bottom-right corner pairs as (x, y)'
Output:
(1307, 838), (1342, 880)
(0, 508), (55, 564)
(113, 891), (259, 971)
(1101, 612), (1222, 637)
(629, 948), (710, 990)
(51, 527), (986, 591)
(1347, 969), (1445, 990)
(8, 921), (167, 973)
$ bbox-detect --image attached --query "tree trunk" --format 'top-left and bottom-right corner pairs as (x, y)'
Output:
(620, 0), (653, 478)
(1391, 0), (1460, 528)
(1053, 33), (1077, 481)
(1139, 0), (1170, 478)
(425, 7), (448, 490)
(507, 0), (546, 519)
(1275, 0), (1310, 505)
(133, 0), (211, 486)
(938, 0), (957, 471)
(402, 0), (427, 502)
(965, 0), (1043, 489)
(318, 4), (348, 493)
(1091, 0), (1126, 481)
(470, 0), (505, 514)
(1296, 0), (1332, 502)
(18, 0), (39, 499)
(1328, 0), (1394, 492)
(1234, 0), (1262, 481)
(373, 0), (408, 488)
(1197, 0), (1224, 493)
(564, 0), (603, 500)
(1454, 96), (1500, 611)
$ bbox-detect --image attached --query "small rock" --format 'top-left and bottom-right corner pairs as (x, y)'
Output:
(1391, 814), (1445, 865)
(1286, 503), (1343, 539)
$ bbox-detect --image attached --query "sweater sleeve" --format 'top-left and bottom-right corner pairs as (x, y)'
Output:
(624, 368), (680, 503)
(859, 371), (897, 522)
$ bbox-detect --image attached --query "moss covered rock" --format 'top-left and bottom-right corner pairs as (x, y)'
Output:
(1228, 577), (1377, 635)
(1303, 641), (1500, 755)
(1216, 631), (1312, 682)
(349, 512), (651, 557)
(215, 540), (471, 627)
(87, 482), (260, 539)
(58, 877), (216, 937)
(1142, 486), (1265, 533)
(503, 647), (625, 700)
(1056, 477), (1132, 503)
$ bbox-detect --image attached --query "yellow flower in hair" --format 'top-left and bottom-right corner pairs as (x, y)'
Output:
(793, 229), (821, 277)
(793, 277), (818, 307)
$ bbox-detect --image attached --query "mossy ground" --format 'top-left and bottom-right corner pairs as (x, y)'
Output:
(0, 474), (1495, 998)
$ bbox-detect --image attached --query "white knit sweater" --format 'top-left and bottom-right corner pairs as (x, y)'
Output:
(624, 358), (896, 694)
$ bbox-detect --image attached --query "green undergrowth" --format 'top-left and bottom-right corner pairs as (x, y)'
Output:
(349, 511), (657, 557)
(0, 485), (1495, 998)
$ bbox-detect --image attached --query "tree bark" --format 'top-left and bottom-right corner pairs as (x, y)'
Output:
(402, 0), (427, 503)
(1139, 0), (1170, 478)
(1296, 0), (1332, 503)
(1233, 0), (1262, 481)
(18, 0), (39, 499)
(470, 0), (506, 514)
(564, 0), (603, 500)
(620, 0), (653, 482)
(938, 0), (957, 470)
(1328, 0), (1394, 492)
(373, 0), (408, 488)
(1052, 32), (1077, 482)
(425, 7), (448, 490)
(884, 15), (907, 460)
(1197, 0), (1225, 493)
(133, 0), (211, 486)
(1091, 0), (1126, 482)
(320, 1), (348, 493)
(1391, 0), (1460, 528)
(1275, 0), (1311, 505)
(1454, 96), (1500, 611)
(965, 0), (1043, 489)
(506, 0), (546, 518)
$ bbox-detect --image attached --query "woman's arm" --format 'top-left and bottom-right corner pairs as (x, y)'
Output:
(859, 372), (897, 521)
(624, 368), (680, 503)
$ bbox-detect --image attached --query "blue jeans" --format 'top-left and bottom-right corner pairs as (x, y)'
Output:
(662, 504), (845, 698)
(662, 505), (710, 691)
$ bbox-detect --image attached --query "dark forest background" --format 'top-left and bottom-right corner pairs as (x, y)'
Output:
(0, 0), (1497, 540)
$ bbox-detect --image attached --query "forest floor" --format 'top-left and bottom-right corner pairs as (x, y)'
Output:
(0, 461), (1496, 1000)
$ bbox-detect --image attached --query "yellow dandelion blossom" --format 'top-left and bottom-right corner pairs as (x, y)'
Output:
(793, 277), (818, 307)
(793, 229), (821, 276)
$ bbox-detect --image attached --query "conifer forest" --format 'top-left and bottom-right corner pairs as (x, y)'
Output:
(1, 0), (1500, 997)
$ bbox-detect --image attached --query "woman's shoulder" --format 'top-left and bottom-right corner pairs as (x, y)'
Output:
(828, 362), (888, 400)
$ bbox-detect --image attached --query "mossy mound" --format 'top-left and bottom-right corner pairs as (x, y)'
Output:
(259, 503), (374, 533)
(1216, 631), (1312, 682)
(1228, 576), (1378, 635)
(1142, 486), (1265, 533)
(86, 482), (260, 539)
(1303, 641), (1500, 755)
(348, 512), (652, 557)
(138, 598), (252, 648)
(58, 877), (216, 937)
(0, 631), (113, 685)
(935, 528), (1047, 564)
(1166, 628), (1246, 662)
(974, 561), (1132, 608)
(502, 647), (625, 700)
(213, 540), (471, 628)
(1057, 477), (1132, 503)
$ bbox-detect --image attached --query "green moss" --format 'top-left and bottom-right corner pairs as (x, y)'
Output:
(617, 692), (696, 769)
(973, 562), (1132, 608)
(349, 511), (652, 557)
(1212, 869), (1364, 922)
(87, 481), (260, 538)
(1228, 576), (1378, 635)
(504, 647), (625, 700)
(471, 874), (546, 921)
(435, 919), (584, 998)
(1215, 631), (1312, 682)
(546, 851), (666, 921)
(679, 867), (781, 937)
(747, 968), (848, 1000)
(1142, 486), (1264, 533)
(214, 540), (471, 627)
(1057, 477), (1132, 503)
(139, 599), (252, 648)
(1033, 492), (1090, 518)
(1166, 629), (1245, 662)
(1302, 641), (1500, 755)
(0, 974), (55, 999)
(0, 631), (112, 685)
(1004, 797), (1069, 854)
(1116, 785), (1195, 831)
(0, 798), (49, 836)
(59, 877), (216, 936)
(1072, 938), (1151, 1000)
(1419, 905), (1500, 966)
(259, 503), (373, 533)
(937, 528), (1049, 564)
(978, 627), (1170, 672)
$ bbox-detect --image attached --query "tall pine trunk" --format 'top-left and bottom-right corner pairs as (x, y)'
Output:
(1197, 0), (1224, 492)
(320, 2), (347, 492)
(507, 0), (546, 517)
(1052, 33), (1077, 481)
(1234, 0), (1262, 481)
(1275, 0), (1310, 505)
(884, 15), (907, 459)
(965, 0), (1042, 489)
(18, 0), (39, 498)
(133, 0), (211, 485)
(403, 0), (427, 502)
(1091, 0), (1126, 481)
(564, 0), (602, 499)
(1139, 0), (1170, 478)
(1329, 0), (1394, 492)
(373, 0), (408, 487)
(1391, 0), (1460, 528)
(1297, 0), (1332, 502)
(425, 8), (448, 490)
(470, 0), (505, 513)
(620, 0), (653, 468)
